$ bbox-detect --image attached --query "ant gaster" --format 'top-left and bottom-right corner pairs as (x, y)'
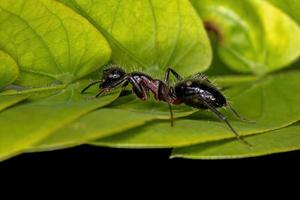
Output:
(81, 65), (252, 146)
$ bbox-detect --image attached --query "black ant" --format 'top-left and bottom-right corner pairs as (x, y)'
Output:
(81, 65), (253, 147)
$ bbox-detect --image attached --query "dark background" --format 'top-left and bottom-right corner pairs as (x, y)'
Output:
(1, 145), (300, 166)
(2, 146), (300, 182)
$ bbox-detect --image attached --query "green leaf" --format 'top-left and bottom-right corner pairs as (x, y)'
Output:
(29, 74), (256, 152)
(171, 123), (300, 159)
(58, 0), (212, 76)
(0, 51), (19, 88)
(0, 0), (111, 87)
(0, 94), (29, 112)
(31, 71), (256, 152)
(30, 95), (195, 152)
(190, 0), (300, 74)
(91, 71), (300, 148)
(267, 0), (300, 25)
(0, 81), (119, 161)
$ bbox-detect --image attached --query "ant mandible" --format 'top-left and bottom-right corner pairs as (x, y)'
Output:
(81, 65), (252, 147)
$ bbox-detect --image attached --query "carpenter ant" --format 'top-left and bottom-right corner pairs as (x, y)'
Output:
(81, 65), (253, 146)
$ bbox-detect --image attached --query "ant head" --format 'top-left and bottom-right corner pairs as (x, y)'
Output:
(99, 66), (126, 89)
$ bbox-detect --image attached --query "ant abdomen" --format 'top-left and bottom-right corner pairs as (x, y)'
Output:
(173, 79), (227, 109)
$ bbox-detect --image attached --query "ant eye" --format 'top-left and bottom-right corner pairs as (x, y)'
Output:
(109, 74), (120, 79)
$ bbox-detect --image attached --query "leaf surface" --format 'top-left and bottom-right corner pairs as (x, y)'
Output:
(91, 71), (300, 148)
(59, 0), (212, 76)
(31, 94), (195, 151)
(0, 81), (119, 161)
(267, 0), (300, 24)
(0, 0), (111, 86)
(0, 51), (19, 87)
(172, 123), (300, 159)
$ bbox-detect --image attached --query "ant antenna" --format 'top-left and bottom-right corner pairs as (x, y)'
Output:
(81, 80), (101, 94)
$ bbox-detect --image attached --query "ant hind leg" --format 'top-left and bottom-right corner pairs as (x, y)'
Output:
(198, 97), (252, 147)
(227, 103), (255, 124)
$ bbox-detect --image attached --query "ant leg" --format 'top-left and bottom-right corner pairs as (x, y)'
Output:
(198, 97), (252, 147)
(227, 103), (255, 123)
(164, 68), (183, 86)
(127, 77), (148, 100)
(95, 90), (105, 98)
(158, 82), (174, 126)
(81, 81), (101, 94)
(95, 77), (129, 98)
(168, 103), (174, 127)
(120, 81), (129, 94)
(122, 80), (129, 89)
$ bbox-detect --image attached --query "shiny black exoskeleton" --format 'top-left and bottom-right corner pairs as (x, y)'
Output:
(173, 78), (227, 109)
(81, 65), (252, 146)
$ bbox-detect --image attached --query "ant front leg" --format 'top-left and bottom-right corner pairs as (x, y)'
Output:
(127, 76), (148, 101)
(96, 76), (128, 98)
(164, 68), (183, 87)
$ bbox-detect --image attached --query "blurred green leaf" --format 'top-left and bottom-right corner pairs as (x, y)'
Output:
(0, 81), (119, 161)
(58, 0), (212, 76)
(267, 0), (300, 24)
(0, 94), (29, 112)
(91, 71), (300, 148)
(172, 122), (300, 159)
(0, 51), (19, 88)
(191, 0), (300, 74)
(0, 0), (111, 87)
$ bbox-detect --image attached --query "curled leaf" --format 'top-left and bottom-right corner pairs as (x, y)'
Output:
(191, 0), (300, 74)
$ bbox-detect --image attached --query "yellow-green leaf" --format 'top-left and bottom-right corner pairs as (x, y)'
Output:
(0, 0), (111, 86)
(91, 71), (300, 148)
(59, 0), (212, 76)
(0, 81), (119, 161)
(171, 123), (300, 159)
(0, 51), (19, 88)
(191, 0), (300, 74)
